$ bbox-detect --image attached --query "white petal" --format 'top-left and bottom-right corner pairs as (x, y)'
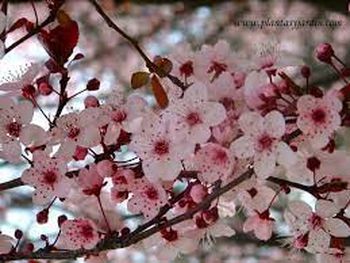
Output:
(264, 110), (285, 138)
(143, 159), (182, 182)
(184, 82), (208, 103)
(288, 201), (312, 220)
(230, 136), (254, 159)
(254, 152), (276, 179)
(324, 218), (350, 237)
(19, 124), (46, 146)
(104, 123), (121, 146)
(238, 111), (264, 136)
(201, 102), (226, 126)
(17, 101), (34, 124)
(316, 200), (340, 218)
(276, 142), (297, 167)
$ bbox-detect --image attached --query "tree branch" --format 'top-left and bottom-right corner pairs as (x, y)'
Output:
(89, 0), (187, 90)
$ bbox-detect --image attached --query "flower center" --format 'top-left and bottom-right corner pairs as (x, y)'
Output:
(6, 121), (21, 137)
(68, 127), (80, 139)
(257, 134), (273, 151)
(42, 170), (57, 186)
(161, 228), (178, 242)
(145, 187), (158, 200)
(308, 213), (322, 230)
(153, 140), (169, 156)
(80, 224), (94, 239)
(112, 110), (127, 123)
(208, 61), (227, 78)
(179, 61), (194, 78)
(186, 112), (201, 126)
(213, 148), (228, 164)
(311, 108), (326, 124)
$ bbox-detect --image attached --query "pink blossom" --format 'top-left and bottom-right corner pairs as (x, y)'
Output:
(0, 63), (46, 96)
(297, 93), (342, 148)
(0, 98), (44, 163)
(77, 164), (104, 196)
(127, 177), (167, 219)
(243, 211), (274, 241)
(168, 82), (226, 144)
(230, 110), (296, 178)
(129, 116), (192, 182)
(285, 200), (350, 252)
(21, 151), (71, 205)
(194, 40), (238, 82)
(110, 169), (135, 203)
(185, 143), (234, 184)
(57, 218), (100, 250)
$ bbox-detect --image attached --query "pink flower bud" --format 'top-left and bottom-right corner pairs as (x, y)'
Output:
(300, 65), (311, 78)
(36, 209), (49, 224)
(97, 160), (114, 177)
(38, 82), (53, 96)
(233, 71), (246, 88)
(315, 43), (334, 63)
(190, 184), (208, 203)
(87, 78), (100, 91)
(84, 95), (99, 108)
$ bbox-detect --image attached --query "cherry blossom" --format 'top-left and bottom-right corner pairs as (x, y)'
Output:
(21, 151), (71, 205)
(230, 110), (296, 178)
(243, 210), (274, 241)
(145, 227), (198, 262)
(194, 40), (238, 82)
(127, 177), (167, 219)
(296, 93), (342, 148)
(0, 63), (46, 96)
(167, 82), (226, 144)
(78, 164), (104, 196)
(285, 200), (350, 253)
(185, 143), (234, 184)
(54, 108), (108, 159)
(0, 97), (44, 163)
(57, 218), (100, 250)
(129, 116), (192, 182)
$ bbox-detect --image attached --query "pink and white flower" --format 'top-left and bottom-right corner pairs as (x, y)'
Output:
(285, 200), (350, 253)
(0, 98), (46, 163)
(57, 218), (100, 250)
(129, 116), (192, 182)
(21, 151), (71, 205)
(127, 177), (167, 219)
(194, 40), (237, 83)
(243, 210), (274, 241)
(167, 83), (226, 144)
(297, 93), (342, 148)
(185, 143), (234, 184)
(230, 110), (296, 178)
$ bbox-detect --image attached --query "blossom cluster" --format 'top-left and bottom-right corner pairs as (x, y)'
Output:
(1, 4), (350, 262)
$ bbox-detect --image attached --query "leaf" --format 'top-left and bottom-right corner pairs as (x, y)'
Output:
(131, 71), (150, 89)
(151, 75), (168, 109)
(153, 56), (173, 77)
(38, 11), (79, 65)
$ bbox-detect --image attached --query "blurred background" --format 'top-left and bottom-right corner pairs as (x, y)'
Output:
(0, 0), (350, 262)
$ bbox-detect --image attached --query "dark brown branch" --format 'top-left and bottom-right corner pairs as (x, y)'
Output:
(0, 177), (23, 191)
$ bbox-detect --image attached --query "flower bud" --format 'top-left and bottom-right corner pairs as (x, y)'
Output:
(315, 43), (334, 63)
(38, 82), (53, 96)
(190, 184), (208, 203)
(84, 95), (99, 108)
(301, 65), (311, 78)
(36, 209), (49, 224)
